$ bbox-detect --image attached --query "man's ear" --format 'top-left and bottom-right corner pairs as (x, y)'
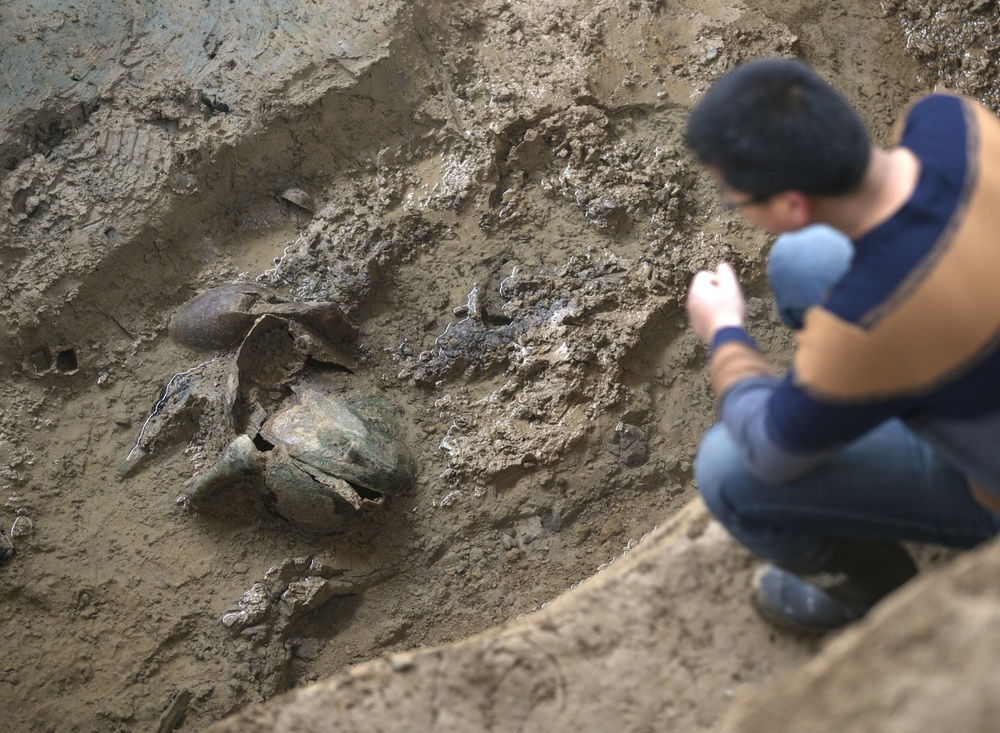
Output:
(777, 190), (813, 229)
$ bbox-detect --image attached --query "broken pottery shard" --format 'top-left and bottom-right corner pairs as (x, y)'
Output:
(279, 576), (336, 618)
(168, 283), (274, 350)
(221, 582), (272, 630)
(169, 283), (357, 351)
(278, 187), (315, 213)
(254, 301), (358, 345)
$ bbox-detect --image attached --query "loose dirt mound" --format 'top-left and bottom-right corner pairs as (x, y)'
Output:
(1, 0), (994, 731)
(206, 502), (821, 733)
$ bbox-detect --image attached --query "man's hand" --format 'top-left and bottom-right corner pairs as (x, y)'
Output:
(686, 262), (746, 344)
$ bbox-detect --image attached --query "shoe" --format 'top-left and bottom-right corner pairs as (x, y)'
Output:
(750, 539), (918, 633)
(751, 564), (868, 633)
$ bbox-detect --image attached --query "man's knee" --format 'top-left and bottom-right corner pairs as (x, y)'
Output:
(694, 423), (754, 525)
(767, 224), (852, 282)
(767, 224), (853, 330)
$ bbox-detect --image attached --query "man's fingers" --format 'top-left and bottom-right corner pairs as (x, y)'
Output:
(689, 263), (740, 299)
(716, 262), (738, 286)
(689, 270), (715, 292)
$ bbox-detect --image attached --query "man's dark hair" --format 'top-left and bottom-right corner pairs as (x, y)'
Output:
(684, 58), (870, 198)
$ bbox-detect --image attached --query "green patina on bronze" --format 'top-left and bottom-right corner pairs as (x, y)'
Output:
(182, 387), (416, 534)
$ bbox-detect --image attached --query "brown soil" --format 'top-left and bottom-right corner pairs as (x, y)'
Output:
(0, 1), (995, 731)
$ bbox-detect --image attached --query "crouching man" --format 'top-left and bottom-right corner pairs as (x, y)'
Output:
(685, 58), (1000, 632)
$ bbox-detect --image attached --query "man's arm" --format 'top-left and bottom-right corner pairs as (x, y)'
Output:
(687, 262), (842, 483)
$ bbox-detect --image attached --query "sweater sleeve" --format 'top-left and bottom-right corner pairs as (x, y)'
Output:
(709, 326), (775, 395)
(708, 327), (890, 483)
(717, 376), (837, 483)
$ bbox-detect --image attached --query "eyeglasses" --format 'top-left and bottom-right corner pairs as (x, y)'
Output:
(720, 192), (772, 212)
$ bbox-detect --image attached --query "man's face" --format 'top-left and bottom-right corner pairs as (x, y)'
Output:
(712, 170), (810, 234)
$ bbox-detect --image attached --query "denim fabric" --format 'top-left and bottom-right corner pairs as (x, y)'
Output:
(694, 225), (1000, 564)
(765, 223), (853, 329)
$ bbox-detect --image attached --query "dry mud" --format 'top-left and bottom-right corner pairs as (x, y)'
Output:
(0, 1), (996, 731)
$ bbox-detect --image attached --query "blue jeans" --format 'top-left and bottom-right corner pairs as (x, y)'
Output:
(695, 225), (1000, 566)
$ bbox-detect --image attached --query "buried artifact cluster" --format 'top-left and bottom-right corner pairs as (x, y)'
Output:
(180, 385), (417, 534)
(123, 282), (416, 534)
